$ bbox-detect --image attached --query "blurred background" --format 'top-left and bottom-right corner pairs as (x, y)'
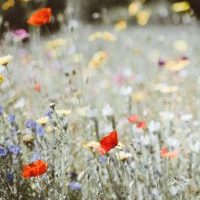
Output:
(0, 0), (199, 38)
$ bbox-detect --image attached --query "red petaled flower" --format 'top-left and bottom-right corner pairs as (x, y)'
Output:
(160, 146), (178, 160)
(128, 115), (138, 123)
(136, 121), (146, 129)
(99, 130), (118, 155)
(27, 8), (52, 26)
(22, 160), (48, 178)
(34, 83), (41, 92)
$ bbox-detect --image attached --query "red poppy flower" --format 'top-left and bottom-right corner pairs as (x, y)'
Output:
(99, 130), (118, 155)
(27, 8), (52, 26)
(34, 83), (41, 92)
(22, 160), (48, 178)
(136, 121), (146, 129)
(160, 146), (178, 160)
(128, 115), (138, 123)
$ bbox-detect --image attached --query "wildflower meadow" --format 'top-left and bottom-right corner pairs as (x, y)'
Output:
(0, 1), (200, 199)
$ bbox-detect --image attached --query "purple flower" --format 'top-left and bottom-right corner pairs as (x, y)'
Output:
(7, 114), (16, 124)
(68, 181), (81, 191)
(25, 119), (37, 129)
(36, 124), (45, 136)
(8, 145), (22, 155)
(0, 146), (7, 157)
(45, 110), (53, 119)
(0, 106), (3, 115)
(12, 29), (29, 40)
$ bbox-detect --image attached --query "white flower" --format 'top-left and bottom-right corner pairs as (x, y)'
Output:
(159, 111), (175, 121)
(102, 104), (113, 116)
(0, 55), (13, 66)
(166, 137), (180, 148)
(148, 121), (161, 132)
(180, 114), (193, 122)
(119, 86), (132, 96)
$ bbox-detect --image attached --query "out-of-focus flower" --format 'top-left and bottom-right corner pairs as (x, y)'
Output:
(8, 145), (22, 155)
(171, 1), (190, 13)
(45, 110), (53, 119)
(98, 155), (107, 164)
(83, 141), (100, 151)
(0, 55), (13, 66)
(7, 114), (16, 124)
(165, 57), (189, 72)
(180, 114), (193, 122)
(98, 130), (118, 155)
(128, 1), (141, 16)
(148, 121), (161, 132)
(128, 115), (138, 123)
(136, 121), (146, 129)
(22, 134), (34, 145)
(46, 38), (66, 50)
(154, 83), (178, 94)
(160, 146), (178, 159)
(136, 10), (150, 26)
(25, 119), (37, 129)
(158, 59), (166, 67)
(12, 29), (29, 40)
(68, 181), (81, 191)
(37, 116), (48, 125)
(0, 74), (5, 85)
(27, 8), (52, 27)
(159, 111), (175, 121)
(114, 20), (127, 31)
(56, 109), (71, 116)
(33, 83), (41, 92)
(88, 32), (116, 42)
(102, 104), (113, 116)
(173, 40), (188, 52)
(132, 91), (146, 103)
(113, 73), (125, 86)
(36, 125), (45, 136)
(117, 151), (132, 161)
(88, 51), (108, 69)
(2, 0), (15, 11)
(0, 146), (7, 157)
(22, 160), (48, 178)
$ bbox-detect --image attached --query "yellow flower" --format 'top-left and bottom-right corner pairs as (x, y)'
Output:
(56, 109), (72, 116)
(171, 1), (190, 13)
(114, 20), (127, 31)
(128, 1), (141, 16)
(0, 55), (13, 66)
(46, 38), (66, 50)
(37, 116), (49, 125)
(88, 32), (116, 42)
(88, 51), (108, 69)
(83, 141), (100, 151)
(165, 58), (189, 72)
(132, 91), (146, 102)
(117, 151), (132, 161)
(154, 84), (178, 94)
(2, 0), (15, 11)
(136, 10), (150, 26)
(0, 74), (5, 85)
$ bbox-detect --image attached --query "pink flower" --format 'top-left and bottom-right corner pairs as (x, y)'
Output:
(12, 29), (29, 40)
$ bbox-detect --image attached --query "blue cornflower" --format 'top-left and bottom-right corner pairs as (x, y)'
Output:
(0, 146), (7, 157)
(36, 124), (45, 136)
(25, 119), (37, 129)
(98, 155), (107, 164)
(7, 114), (16, 124)
(45, 110), (53, 119)
(0, 106), (3, 115)
(6, 172), (14, 184)
(8, 145), (22, 155)
(68, 181), (81, 191)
